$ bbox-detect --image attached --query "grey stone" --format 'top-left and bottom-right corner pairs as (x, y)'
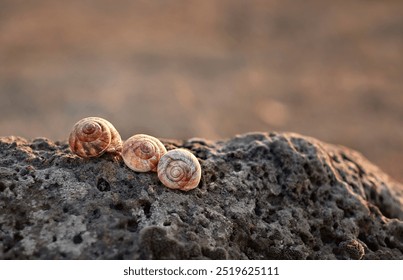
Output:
(0, 132), (402, 259)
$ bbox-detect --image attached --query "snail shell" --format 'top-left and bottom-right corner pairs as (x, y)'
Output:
(157, 149), (201, 191)
(68, 117), (122, 158)
(122, 134), (167, 172)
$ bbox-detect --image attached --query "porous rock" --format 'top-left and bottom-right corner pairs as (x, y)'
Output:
(0, 132), (402, 259)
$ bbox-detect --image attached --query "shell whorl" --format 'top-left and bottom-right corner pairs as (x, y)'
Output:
(68, 117), (122, 158)
(122, 134), (167, 172)
(157, 149), (201, 191)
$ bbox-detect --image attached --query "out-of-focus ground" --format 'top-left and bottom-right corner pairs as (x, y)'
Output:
(0, 0), (402, 182)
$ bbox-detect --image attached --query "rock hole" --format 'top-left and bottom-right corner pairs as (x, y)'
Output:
(14, 233), (23, 243)
(127, 218), (138, 232)
(384, 237), (394, 249)
(91, 209), (101, 220)
(0, 181), (6, 192)
(97, 178), (111, 192)
(250, 165), (259, 175)
(320, 228), (334, 244)
(63, 205), (69, 213)
(300, 232), (311, 244)
(344, 208), (355, 218)
(42, 203), (51, 210)
(163, 221), (171, 226)
(358, 233), (379, 251)
(9, 183), (16, 191)
(15, 220), (25, 231)
(110, 202), (124, 211)
(254, 205), (262, 216)
(73, 234), (83, 244)
(139, 200), (152, 218)
(233, 163), (242, 172)
(310, 192), (317, 201)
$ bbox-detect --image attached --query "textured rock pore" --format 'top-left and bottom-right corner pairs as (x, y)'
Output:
(0, 132), (402, 259)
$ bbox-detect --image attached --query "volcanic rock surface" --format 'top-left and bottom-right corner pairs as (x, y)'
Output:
(0, 132), (402, 259)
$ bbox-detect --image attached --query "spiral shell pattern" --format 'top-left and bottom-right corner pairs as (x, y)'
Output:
(68, 117), (122, 158)
(122, 134), (167, 172)
(157, 149), (201, 191)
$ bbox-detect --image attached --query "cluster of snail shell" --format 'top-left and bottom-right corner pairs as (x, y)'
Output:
(68, 117), (201, 191)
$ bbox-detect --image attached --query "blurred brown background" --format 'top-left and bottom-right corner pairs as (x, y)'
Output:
(0, 0), (402, 182)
